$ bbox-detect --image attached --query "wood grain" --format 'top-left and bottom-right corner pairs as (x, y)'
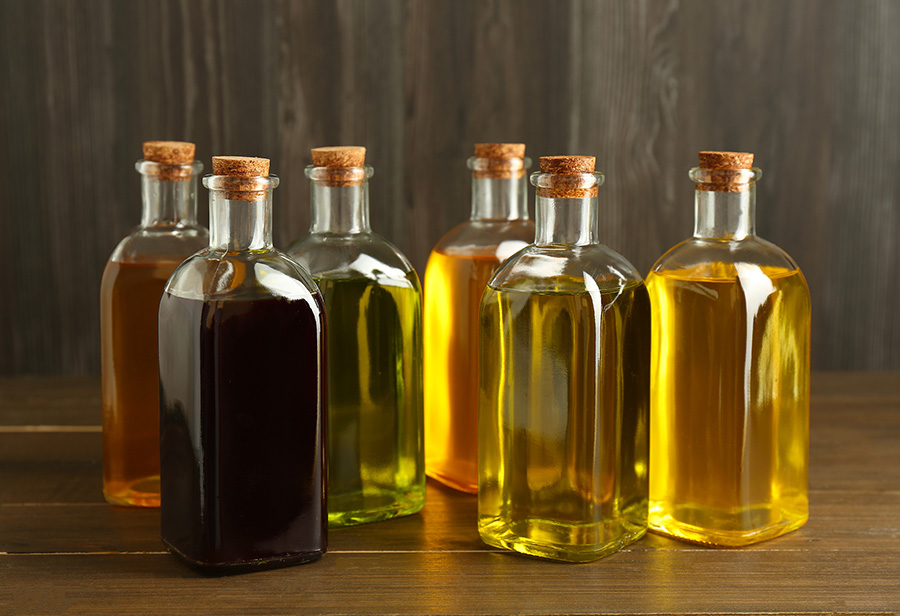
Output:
(1, 1), (898, 374)
(0, 374), (898, 614)
(0, 551), (896, 615)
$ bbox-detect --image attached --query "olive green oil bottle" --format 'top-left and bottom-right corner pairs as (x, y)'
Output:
(288, 146), (425, 527)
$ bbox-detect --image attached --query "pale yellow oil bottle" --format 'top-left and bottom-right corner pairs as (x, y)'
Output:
(477, 155), (649, 563)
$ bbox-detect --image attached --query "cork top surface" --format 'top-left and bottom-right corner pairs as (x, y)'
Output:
(540, 156), (596, 175)
(698, 151), (754, 170)
(212, 156), (270, 177)
(143, 141), (195, 165)
(474, 143), (526, 159)
(311, 146), (366, 168)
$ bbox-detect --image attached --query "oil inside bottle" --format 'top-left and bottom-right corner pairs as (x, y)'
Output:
(424, 248), (511, 493)
(159, 293), (327, 572)
(478, 279), (650, 562)
(647, 263), (810, 546)
(315, 273), (425, 527)
(101, 260), (182, 507)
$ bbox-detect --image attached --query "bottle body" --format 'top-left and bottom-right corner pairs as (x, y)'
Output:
(648, 158), (811, 546)
(159, 170), (326, 572)
(424, 220), (534, 493)
(647, 242), (810, 546)
(288, 152), (424, 527)
(289, 234), (425, 527)
(101, 159), (207, 507)
(478, 251), (650, 562)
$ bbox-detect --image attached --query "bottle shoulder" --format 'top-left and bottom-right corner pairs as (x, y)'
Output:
(107, 225), (209, 264)
(286, 232), (417, 283)
(431, 219), (535, 258)
(489, 243), (644, 294)
(164, 248), (321, 303)
(650, 236), (803, 280)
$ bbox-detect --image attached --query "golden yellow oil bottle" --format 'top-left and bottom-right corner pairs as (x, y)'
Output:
(288, 146), (425, 527)
(478, 156), (650, 562)
(647, 151), (810, 546)
(424, 144), (534, 493)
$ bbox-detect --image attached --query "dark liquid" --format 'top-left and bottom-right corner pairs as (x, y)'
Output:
(159, 293), (327, 574)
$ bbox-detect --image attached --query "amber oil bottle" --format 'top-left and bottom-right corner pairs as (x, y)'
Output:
(100, 141), (207, 507)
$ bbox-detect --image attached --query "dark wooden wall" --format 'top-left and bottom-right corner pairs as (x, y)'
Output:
(1, 0), (898, 375)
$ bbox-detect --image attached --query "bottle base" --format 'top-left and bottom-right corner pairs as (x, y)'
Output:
(104, 476), (161, 508)
(649, 502), (808, 547)
(163, 541), (325, 576)
(328, 489), (426, 528)
(478, 516), (647, 563)
(425, 468), (478, 494)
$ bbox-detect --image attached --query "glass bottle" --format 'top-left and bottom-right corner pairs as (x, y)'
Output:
(647, 151), (810, 546)
(158, 156), (326, 573)
(478, 156), (650, 562)
(100, 141), (207, 507)
(287, 146), (424, 527)
(424, 143), (535, 493)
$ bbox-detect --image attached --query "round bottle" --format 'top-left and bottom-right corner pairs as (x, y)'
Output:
(424, 143), (535, 493)
(158, 156), (326, 573)
(287, 146), (425, 527)
(478, 156), (650, 562)
(100, 141), (207, 507)
(647, 151), (810, 547)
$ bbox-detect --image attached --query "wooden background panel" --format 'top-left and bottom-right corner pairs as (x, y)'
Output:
(0, 0), (898, 375)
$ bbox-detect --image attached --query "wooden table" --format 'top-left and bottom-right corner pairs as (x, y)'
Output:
(1, 374), (898, 615)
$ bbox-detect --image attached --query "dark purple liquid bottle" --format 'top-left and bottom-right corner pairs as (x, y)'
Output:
(159, 292), (327, 574)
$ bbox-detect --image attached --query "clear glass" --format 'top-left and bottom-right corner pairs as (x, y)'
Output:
(424, 156), (535, 493)
(100, 159), (207, 507)
(287, 165), (424, 528)
(478, 170), (650, 562)
(647, 167), (811, 546)
(158, 174), (327, 573)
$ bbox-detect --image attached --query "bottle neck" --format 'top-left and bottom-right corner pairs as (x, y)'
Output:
(209, 192), (273, 252)
(139, 167), (201, 227)
(310, 183), (371, 234)
(535, 195), (597, 246)
(693, 184), (756, 240)
(470, 176), (529, 221)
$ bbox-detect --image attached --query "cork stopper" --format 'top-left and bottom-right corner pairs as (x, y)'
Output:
(536, 155), (599, 198)
(142, 141), (196, 181)
(311, 146), (366, 168)
(210, 156), (272, 201)
(470, 143), (528, 179)
(474, 143), (526, 159)
(309, 146), (368, 187)
(212, 156), (270, 178)
(540, 156), (596, 175)
(143, 141), (195, 165)
(698, 151), (753, 170)
(695, 151), (755, 193)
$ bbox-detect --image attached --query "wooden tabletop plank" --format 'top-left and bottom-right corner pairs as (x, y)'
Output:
(1, 551), (895, 615)
(0, 373), (897, 615)
(1, 487), (897, 556)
